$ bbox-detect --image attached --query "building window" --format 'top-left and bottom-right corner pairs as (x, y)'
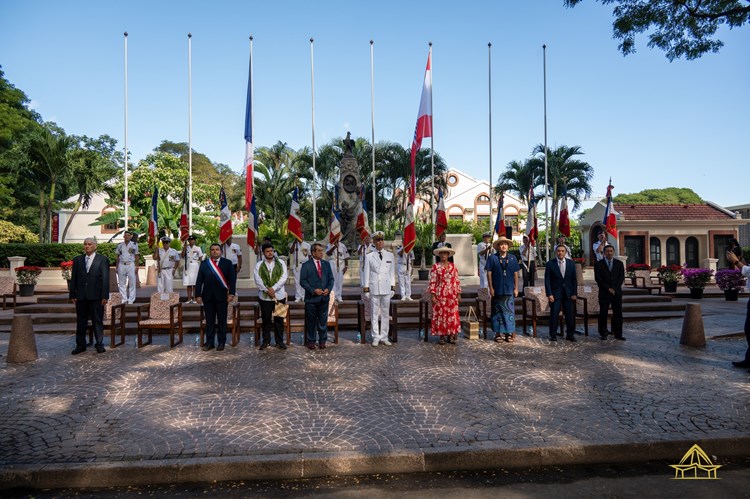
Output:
(650, 237), (661, 268)
(624, 236), (645, 265)
(476, 215), (490, 222)
(685, 237), (699, 268)
(505, 215), (519, 233)
(666, 237), (680, 266)
(449, 214), (463, 221)
(477, 195), (489, 203)
(101, 206), (118, 234)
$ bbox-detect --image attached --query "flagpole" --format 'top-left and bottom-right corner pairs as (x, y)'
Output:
(310, 37), (317, 240)
(429, 42), (435, 242)
(187, 33), (193, 232)
(487, 42), (494, 237)
(123, 32), (129, 233)
(543, 44), (549, 261)
(370, 39), (376, 232)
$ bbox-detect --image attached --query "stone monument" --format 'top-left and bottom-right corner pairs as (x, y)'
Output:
(338, 132), (361, 251)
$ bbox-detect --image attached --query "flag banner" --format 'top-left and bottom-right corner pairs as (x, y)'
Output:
(244, 46), (254, 213)
(329, 185), (341, 245)
(603, 182), (618, 238)
(435, 187), (447, 238)
(403, 196), (416, 254)
(525, 185), (538, 245)
(148, 186), (158, 248)
(179, 187), (189, 242)
(288, 187), (303, 242)
(494, 192), (506, 238)
(558, 184), (570, 237)
(219, 186), (233, 244)
(356, 185), (370, 241)
(247, 194), (258, 248)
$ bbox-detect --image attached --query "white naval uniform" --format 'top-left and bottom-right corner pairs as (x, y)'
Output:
(396, 247), (414, 300)
(182, 244), (204, 286)
(477, 241), (491, 289)
(357, 242), (374, 287)
(157, 247), (180, 293)
(222, 242), (242, 269)
(288, 240), (311, 301)
(115, 241), (139, 303)
(326, 242), (350, 302)
(362, 249), (396, 343)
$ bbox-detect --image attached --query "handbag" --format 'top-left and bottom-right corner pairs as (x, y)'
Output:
(273, 299), (289, 318)
(462, 306), (480, 339)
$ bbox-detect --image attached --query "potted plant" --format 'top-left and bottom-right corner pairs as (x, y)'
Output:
(626, 263), (651, 286)
(680, 267), (714, 299)
(715, 268), (746, 301)
(61, 260), (74, 292)
(656, 264), (681, 293)
(15, 265), (43, 296)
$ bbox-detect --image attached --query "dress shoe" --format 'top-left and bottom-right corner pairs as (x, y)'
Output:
(319, 342), (326, 349)
(307, 342), (316, 350)
(201, 345), (215, 351)
(216, 344), (225, 351)
(548, 336), (557, 342)
(566, 335), (577, 342)
(259, 343), (269, 350)
(614, 336), (627, 341)
(71, 346), (86, 355)
(382, 339), (392, 346)
(599, 332), (608, 340)
(277, 342), (288, 350)
(372, 340), (379, 347)
(95, 344), (106, 353)
(731, 360), (750, 368)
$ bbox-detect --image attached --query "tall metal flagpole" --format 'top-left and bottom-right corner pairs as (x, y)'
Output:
(123, 32), (129, 232)
(488, 42), (494, 236)
(370, 39), (376, 232)
(429, 42), (435, 240)
(188, 33), (193, 231)
(310, 37), (317, 240)
(543, 44), (549, 261)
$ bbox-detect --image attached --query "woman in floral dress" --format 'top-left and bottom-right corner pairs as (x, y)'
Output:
(429, 247), (461, 344)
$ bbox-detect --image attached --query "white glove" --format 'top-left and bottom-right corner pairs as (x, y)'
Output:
(364, 292), (370, 300)
(390, 290), (395, 298)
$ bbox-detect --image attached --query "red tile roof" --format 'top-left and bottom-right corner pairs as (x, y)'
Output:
(613, 203), (733, 221)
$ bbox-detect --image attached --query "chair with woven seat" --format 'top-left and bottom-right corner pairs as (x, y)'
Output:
(200, 295), (241, 347)
(87, 292), (127, 347)
(522, 286), (588, 338)
(474, 287), (494, 340)
(0, 276), (17, 311)
(135, 292), (183, 347)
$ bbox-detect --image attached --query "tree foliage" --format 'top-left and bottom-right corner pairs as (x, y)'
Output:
(0, 220), (37, 243)
(565, 0), (750, 60)
(613, 187), (703, 204)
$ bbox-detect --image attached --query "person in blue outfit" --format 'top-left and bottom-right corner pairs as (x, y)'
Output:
(195, 243), (237, 351)
(300, 243), (335, 350)
(485, 236), (520, 342)
(544, 244), (578, 342)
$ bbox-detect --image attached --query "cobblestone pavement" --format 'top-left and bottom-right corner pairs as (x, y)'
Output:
(0, 298), (748, 478)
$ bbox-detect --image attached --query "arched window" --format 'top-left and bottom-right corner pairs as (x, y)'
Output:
(685, 237), (699, 268)
(477, 195), (490, 203)
(666, 237), (680, 266)
(650, 237), (661, 268)
(100, 206), (118, 234)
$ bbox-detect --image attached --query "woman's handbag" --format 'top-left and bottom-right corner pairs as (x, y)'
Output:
(462, 306), (480, 339)
(273, 299), (289, 318)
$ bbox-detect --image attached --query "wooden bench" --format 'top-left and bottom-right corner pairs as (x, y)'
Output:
(357, 299), (399, 344)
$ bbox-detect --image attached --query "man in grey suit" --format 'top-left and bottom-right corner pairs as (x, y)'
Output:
(544, 244), (578, 342)
(362, 231), (396, 347)
(69, 237), (110, 354)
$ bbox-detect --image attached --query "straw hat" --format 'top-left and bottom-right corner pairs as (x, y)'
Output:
(433, 246), (456, 257)
(492, 237), (513, 249)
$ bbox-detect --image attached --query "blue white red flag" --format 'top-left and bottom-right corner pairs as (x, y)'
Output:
(148, 186), (158, 248)
(494, 192), (506, 238)
(356, 185), (370, 241)
(603, 181), (618, 238)
(244, 42), (257, 249)
(525, 185), (538, 245)
(329, 186), (341, 245)
(435, 187), (447, 238)
(179, 187), (189, 242)
(288, 187), (303, 242)
(219, 186), (233, 244)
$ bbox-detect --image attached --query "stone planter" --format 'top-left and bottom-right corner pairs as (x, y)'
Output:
(689, 287), (704, 299)
(18, 284), (35, 297)
(664, 282), (677, 293)
(724, 289), (740, 301)
(418, 269), (430, 281)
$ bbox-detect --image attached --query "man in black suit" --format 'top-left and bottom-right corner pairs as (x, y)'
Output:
(195, 243), (237, 351)
(431, 232), (453, 263)
(544, 244), (578, 342)
(69, 237), (110, 354)
(300, 243), (335, 350)
(594, 244), (626, 341)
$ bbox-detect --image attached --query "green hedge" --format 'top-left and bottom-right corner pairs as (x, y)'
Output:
(0, 243), (152, 267)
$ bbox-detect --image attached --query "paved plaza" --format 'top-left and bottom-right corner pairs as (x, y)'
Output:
(0, 297), (749, 489)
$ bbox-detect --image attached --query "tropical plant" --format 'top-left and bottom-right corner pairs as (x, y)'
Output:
(715, 268), (746, 291)
(657, 264), (682, 284)
(681, 267), (713, 289)
(15, 265), (42, 285)
(60, 260), (73, 280)
(626, 263), (651, 278)
(495, 159), (539, 204)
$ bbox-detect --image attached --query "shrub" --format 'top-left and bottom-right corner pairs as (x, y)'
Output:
(0, 220), (37, 244)
(0, 243), (151, 267)
(715, 268), (746, 291)
(681, 267), (713, 289)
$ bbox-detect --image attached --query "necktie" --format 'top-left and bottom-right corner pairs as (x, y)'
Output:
(316, 259), (322, 278)
(379, 252), (383, 260)
(559, 259), (565, 276)
(607, 259), (612, 272)
(85, 255), (91, 272)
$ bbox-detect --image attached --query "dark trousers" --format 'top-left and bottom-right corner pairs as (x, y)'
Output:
(744, 297), (750, 361)
(204, 300), (228, 347)
(259, 298), (286, 346)
(549, 295), (575, 337)
(522, 261), (536, 288)
(305, 300), (328, 345)
(598, 291), (623, 337)
(75, 299), (104, 348)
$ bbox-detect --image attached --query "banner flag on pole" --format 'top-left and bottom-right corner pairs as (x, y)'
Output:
(435, 187), (447, 238)
(494, 192), (506, 239)
(558, 184), (570, 237)
(288, 186), (303, 242)
(356, 185), (370, 241)
(603, 180), (618, 238)
(329, 185), (341, 245)
(244, 37), (257, 249)
(525, 185), (538, 245)
(179, 187), (189, 242)
(148, 186), (158, 248)
(219, 185), (233, 244)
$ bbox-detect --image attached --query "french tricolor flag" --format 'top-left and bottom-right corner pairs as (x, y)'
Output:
(288, 187), (303, 242)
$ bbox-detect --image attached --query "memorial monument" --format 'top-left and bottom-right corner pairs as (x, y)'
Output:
(338, 132), (361, 251)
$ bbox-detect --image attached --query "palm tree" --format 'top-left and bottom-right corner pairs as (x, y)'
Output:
(254, 141), (297, 235)
(495, 159), (541, 204)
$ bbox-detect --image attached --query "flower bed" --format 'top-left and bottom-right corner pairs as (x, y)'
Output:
(681, 267), (713, 289)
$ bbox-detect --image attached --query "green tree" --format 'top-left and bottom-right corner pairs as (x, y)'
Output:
(253, 141), (298, 236)
(564, 0), (750, 60)
(495, 159), (541, 204)
(614, 187), (703, 204)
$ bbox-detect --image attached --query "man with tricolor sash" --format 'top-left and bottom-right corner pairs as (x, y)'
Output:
(195, 243), (237, 352)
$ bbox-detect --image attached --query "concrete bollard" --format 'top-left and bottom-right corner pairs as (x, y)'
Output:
(680, 302), (706, 347)
(7, 315), (38, 363)
(146, 264), (157, 286)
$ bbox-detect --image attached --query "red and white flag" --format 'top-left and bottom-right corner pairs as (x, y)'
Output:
(219, 186), (233, 244)
(356, 185), (370, 241)
(603, 181), (618, 238)
(147, 186), (158, 248)
(435, 187), (447, 239)
(558, 184), (570, 237)
(525, 185), (538, 245)
(179, 187), (189, 242)
(288, 187), (303, 242)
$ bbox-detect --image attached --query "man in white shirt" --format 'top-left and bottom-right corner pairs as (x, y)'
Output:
(592, 232), (608, 262)
(519, 234), (538, 288)
(555, 234), (572, 260)
(326, 240), (349, 303)
(155, 237), (180, 293)
(477, 232), (493, 290)
(289, 232), (311, 303)
(253, 242), (289, 350)
(222, 235), (243, 274)
(115, 230), (139, 304)
(362, 232), (396, 346)
(396, 244), (415, 301)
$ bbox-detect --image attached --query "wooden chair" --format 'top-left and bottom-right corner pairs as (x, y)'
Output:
(357, 293), (399, 344)
(474, 287), (493, 340)
(135, 292), (183, 348)
(522, 286), (588, 338)
(633, 270), (662, 294)
(0, 276), (17, 311)
(87, 292), (127, 347)
(199, 296), (241, 347)
(279, 292), (339, 345)
(419, 288), (432, 342)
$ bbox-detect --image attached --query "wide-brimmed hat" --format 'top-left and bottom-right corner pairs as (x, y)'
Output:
(492, 237), (513, 249)
(433, 246), (456, 256)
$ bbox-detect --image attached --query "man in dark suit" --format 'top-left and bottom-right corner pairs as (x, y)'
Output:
(544, 244), (578, 342)
(594, 244), (626, 341)
(69, 237), (110, 354)
(431, 232), (453, 263)
(195, 243), (237, 351)
(300, 243), (335, 350)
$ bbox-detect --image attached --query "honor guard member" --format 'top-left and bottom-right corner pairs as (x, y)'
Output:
(592, 232), (607, 262)
(362, 231), (396, 346)
(357, 234), (374, 287)
(289, 232), (311, 302)
(222, 235), (243, 274)
(519, 234), (538, 289)
(326, 239), (350, 303)
(115, 230), (139, 304)
(155, 236), (180, 293)
(477, 232), (493, 290)
(181, 235), (204, 303)
(396, 243), (415, 301)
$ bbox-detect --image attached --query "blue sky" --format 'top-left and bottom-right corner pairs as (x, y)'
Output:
(1, 0), (748, 208)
